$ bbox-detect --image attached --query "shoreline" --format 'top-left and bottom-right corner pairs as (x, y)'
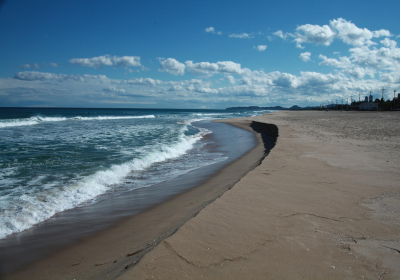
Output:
(0, 120), (256, 273)
(2, 118), (276, 279)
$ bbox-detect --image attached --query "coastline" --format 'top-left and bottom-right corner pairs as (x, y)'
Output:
(2, 119), (274, 279)
(5, 111), (400, 279)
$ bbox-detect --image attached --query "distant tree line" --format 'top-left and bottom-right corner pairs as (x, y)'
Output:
(371, 98), (399, 110)
(314, 95), (399, 111)
(351, 97), (399, 110)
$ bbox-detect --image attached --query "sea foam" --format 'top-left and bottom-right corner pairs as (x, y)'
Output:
(0, 122), (208, 239)
(0, 115), (155, 128)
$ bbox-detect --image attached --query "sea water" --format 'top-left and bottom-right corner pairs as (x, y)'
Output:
(0, 108), (268, 239)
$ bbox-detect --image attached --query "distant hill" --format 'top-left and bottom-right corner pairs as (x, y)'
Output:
(226, 105), (311, 110)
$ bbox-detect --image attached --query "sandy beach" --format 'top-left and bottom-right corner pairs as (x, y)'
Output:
(4, 111), (400, 279)
(119, 111), (400, 279)
(2, 1), (400, 279)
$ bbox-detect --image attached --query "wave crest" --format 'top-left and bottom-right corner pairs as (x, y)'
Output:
(0, 122), (208, 239)
(0, 115), (155, 128)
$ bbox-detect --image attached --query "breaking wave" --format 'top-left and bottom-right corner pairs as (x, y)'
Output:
(0, 122), (208, 239)
(0, 115), (155, 128)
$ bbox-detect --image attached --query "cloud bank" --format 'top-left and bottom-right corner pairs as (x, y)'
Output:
(274, 18), (391, 49)
(69, 55), (142, 69)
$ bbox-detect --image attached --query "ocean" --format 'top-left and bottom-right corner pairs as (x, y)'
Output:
(0, 107), (268, 241)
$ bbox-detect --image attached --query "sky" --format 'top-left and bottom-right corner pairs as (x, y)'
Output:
(0, 0), (399, 109)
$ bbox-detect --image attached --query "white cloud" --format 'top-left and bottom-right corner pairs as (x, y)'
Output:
(235, 68), (361, 98)
(125, 68), (139, 74)
(373, 29), (391, 37)
(178, 79), (204, 86)
(22, 63), (40, 69)
(349, 45), (400, 71)
(115, 77), (206, 90)
(240, 77), (252, 85)
(273, 30), (288, 40)
(195, 87), (219, 94)
(22, 62), (58, 69)
(124, 78), (162, 87)
(273, 72), (299, 88)
(380, 71), (400, 84)
(229, 33), (253, 39)
(158, 58), (185, 75)
(282, 18), (392, 49)
(293, 23), (336, 48)
(328, 37), (400, 75)
(69, 55), (141, 69)
(186, 84), (195, 91)
(185, 60), (243, 76)
(319, 54), (350, 68)
(14, 71), (107, 82)
(344, 67), (376, 79)
(205, 27), (215, 33)
(111, 56), (141, 67)
(225, 75), (235, 85)
(300, 52), (311, 62)
(14, 71), (61, 81)
(318, 54), (376, 79)
(186, 61), (218, 75)
(103, 87), (126, 93)
(381, 38), (397, 48)
(205, 27), (222, 35)
(254, 45), (267, 51)
(298, 71), (341, 88)
(330, 18), (390, 47)
(169, 85), (185, 91)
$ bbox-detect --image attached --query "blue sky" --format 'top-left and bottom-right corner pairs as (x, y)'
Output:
(1, 0), (399, 108)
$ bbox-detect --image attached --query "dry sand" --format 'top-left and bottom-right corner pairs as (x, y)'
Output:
(5, 111), (400, 280)
(119, 111), (400, 280)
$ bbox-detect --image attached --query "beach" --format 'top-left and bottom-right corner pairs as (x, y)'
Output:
(2, 1), (400, 279)
(120, 111), (400, 279)
(4, 111), (400, 279)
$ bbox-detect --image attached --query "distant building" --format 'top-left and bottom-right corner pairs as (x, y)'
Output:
(359, 95), (378, 111)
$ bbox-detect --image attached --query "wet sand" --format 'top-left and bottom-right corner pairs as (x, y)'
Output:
(119, 111), (400, 279)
